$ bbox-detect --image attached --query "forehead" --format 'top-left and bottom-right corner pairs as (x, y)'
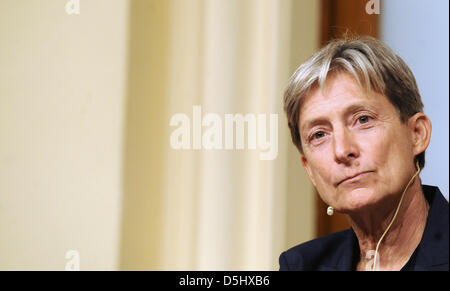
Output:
(298, 73), (394, 130)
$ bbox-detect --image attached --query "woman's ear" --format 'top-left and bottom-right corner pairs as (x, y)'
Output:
(301, 155), (316, 187)
(408, 113), (432, 157)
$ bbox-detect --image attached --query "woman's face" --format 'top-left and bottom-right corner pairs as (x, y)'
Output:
(298, 73), (418, 214)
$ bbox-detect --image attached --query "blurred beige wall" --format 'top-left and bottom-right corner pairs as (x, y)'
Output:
(129, 0), (320, 270)
(285, 0), (320, 252)
(0, 0), (129, 270)
(119, 0), (171, 270)
(0, 0), (319, 270)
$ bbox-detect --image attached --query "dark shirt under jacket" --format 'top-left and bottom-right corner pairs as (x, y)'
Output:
(279, 185), (449, 271)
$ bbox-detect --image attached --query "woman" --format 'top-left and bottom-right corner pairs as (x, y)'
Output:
(279, 36), (448, 271)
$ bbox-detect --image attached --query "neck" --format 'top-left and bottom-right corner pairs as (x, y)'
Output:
(348, 179), (429, 271)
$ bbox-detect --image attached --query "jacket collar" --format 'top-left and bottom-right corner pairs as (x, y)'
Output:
(319, 230), (358, 271)
(411, 185), (449, 270)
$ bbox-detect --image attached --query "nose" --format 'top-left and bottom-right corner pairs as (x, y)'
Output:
(333, 127), (360, 164)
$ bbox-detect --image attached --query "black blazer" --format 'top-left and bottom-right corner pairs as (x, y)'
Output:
(279, 185), (449, 271)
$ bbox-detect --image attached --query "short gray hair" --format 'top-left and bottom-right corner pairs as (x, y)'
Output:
(284, 36), (425, 168)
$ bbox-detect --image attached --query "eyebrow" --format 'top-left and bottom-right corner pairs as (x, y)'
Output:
(300, 103), (375, 134)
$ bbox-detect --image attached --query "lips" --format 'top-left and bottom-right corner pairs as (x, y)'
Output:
(337, 171), (373, 186)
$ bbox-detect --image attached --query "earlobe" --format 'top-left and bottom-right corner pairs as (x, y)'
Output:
(409, 113), (432, 156)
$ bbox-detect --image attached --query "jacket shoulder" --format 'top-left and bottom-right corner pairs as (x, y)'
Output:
(279, 229), (354, 271)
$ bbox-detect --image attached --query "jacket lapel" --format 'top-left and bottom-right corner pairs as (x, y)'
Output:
(411, 186), (449, 270)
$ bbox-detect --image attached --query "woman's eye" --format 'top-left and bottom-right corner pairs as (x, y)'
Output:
(313, 131), (325, 139)
(358, 116), (371, 124)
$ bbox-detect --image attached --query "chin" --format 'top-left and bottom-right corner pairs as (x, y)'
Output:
(338, 187), (378, 213)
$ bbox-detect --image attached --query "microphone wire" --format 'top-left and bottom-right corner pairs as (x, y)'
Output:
(371, 161), (421, 271)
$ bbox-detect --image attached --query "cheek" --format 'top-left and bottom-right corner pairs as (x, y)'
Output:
(363, 135), (391, 166)
(360, 127), (414, 181)
(308, 155), (335, 189)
